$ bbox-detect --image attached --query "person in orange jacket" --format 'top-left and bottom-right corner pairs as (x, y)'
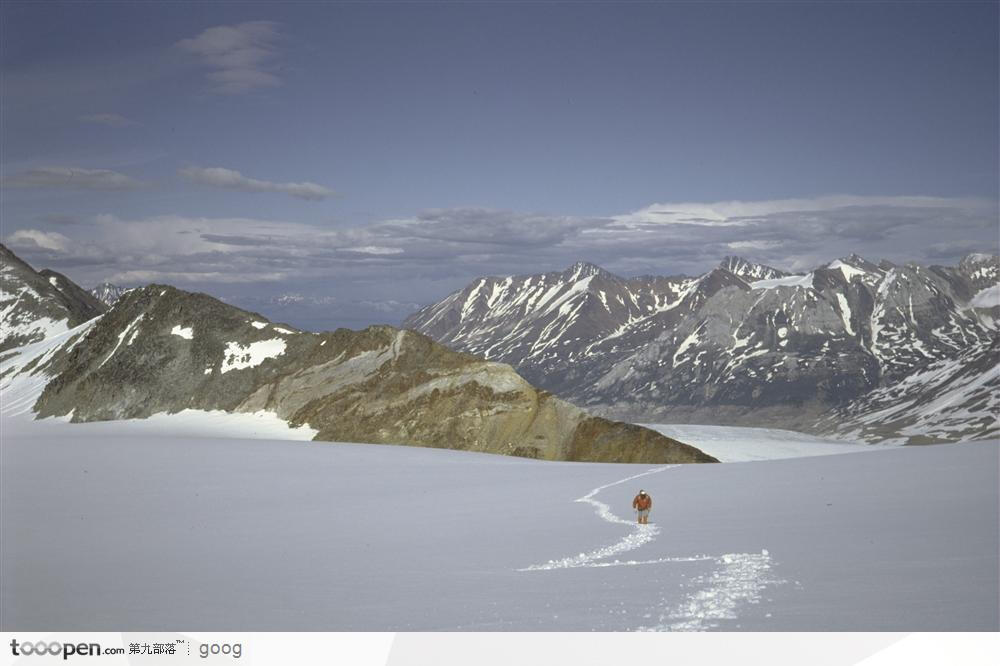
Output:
(632, 489), (652, 524)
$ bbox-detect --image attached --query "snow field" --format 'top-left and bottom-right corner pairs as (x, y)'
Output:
(643, 424), (882, 462)
(2, 412), (995, 631)
(220, 338), (287, 373)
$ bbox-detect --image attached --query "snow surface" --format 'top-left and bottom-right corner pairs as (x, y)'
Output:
(0, 320), (96, 417)
(970, 284), (999, 309)
(749, 273), (813, 290)
(0, 285), (71, 344)
(220, 338), (287, 373)
(828, 259), (867, 282)
(58, 408), (316, 439)
(835, 293), (855, 335)
(170, 324), (193, 340)
(0, 314), (70, 344)
(642, 424), (884, 462)
(97, 313), (144, 368)
(1, 412), (995, 631)
(672, 328), (701, 366)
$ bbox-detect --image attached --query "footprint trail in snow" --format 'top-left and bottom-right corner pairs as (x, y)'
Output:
(520, 464), (785, 630)
(520, 465), (675, 571)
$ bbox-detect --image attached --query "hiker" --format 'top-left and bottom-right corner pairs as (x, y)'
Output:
(632, 489), (652, 524)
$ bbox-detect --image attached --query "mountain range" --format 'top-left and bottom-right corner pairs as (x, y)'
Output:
(404, 253), (1000, 443)
(0, 244), (714, 464)
(6, 241), (997, 448)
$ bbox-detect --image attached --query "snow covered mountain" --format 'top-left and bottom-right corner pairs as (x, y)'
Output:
(0, 243), (107, 352)
(404, 253), (1000, 442)
(88, 282), (130, 306)
(2, 271), (714, 463)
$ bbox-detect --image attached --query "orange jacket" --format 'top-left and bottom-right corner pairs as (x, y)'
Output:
(632, 493), (652, 510)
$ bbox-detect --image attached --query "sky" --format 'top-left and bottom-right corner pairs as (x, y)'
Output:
(2, 1), (998, 330)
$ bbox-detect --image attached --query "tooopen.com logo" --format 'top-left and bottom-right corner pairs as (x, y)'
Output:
(9, 639), (125, 660)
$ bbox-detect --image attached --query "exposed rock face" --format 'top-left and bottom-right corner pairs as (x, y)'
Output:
(28, 285), (716, 464)
(405, 254), (999, 441)
(0, 244), (107, 352)
(89, 282), (130, 306)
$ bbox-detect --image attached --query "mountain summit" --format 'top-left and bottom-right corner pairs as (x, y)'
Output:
(718, 256), (787, 282)
(89, 282), (130, 306)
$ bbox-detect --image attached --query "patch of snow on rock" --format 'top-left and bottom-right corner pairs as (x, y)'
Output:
(750, 273), (813, 290)
(828, 259), (867, 282)
(170, 325), (193, 340)
(220, 338), (287, 373)
(970, 284), (999, 309)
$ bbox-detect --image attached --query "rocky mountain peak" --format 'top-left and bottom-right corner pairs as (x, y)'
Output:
(841, 252), (869, 264)
(0, 244), (106, 351)
(958, 252), (999, 280)
(561, 261), (610, 281)
(718, 256), (787, 281)
(824, 255), (884, 285)
(878, 259), (898, 271)
(89, 282), (130, 307)
(960, 252), (999, 267)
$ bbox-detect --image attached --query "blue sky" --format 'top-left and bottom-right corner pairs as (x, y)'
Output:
(2, 1), (997, 329)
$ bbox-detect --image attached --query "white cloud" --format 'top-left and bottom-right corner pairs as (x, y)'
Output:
(175, 21), (283, 94)
(2, 166), (144, 191)
(179, 166), (334, 201)
(611, 195), (992, 228)
(340, 246), (404, 255)
(106, 269), (287, 284)
(5, 195), (996, 306)
(79, 113), (139, 127)
(6, 229), (73, 253)
(727, 240), (783, 250)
